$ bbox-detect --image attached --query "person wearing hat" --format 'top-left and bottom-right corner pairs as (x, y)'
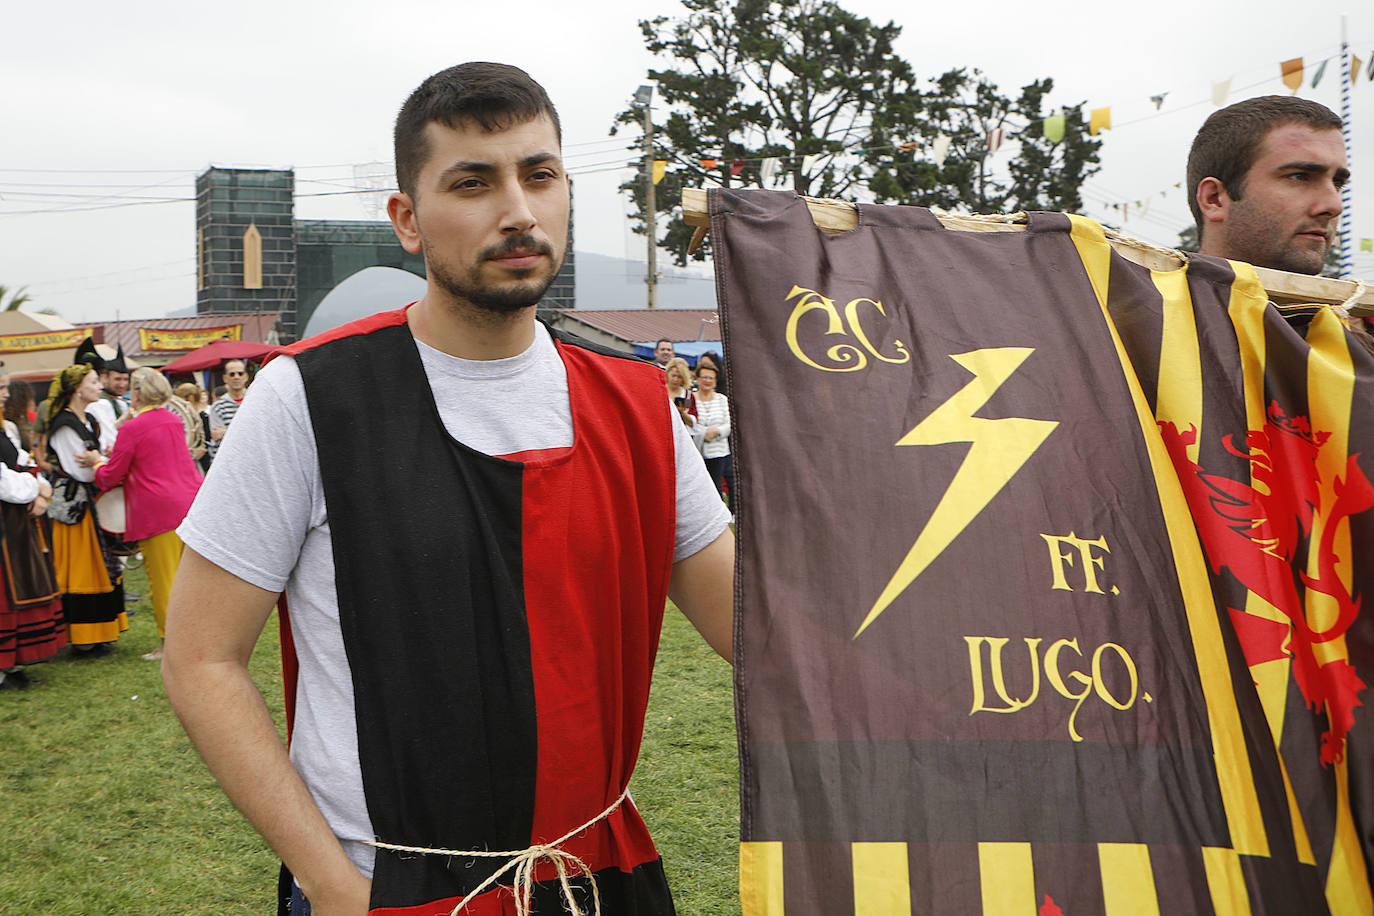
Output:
(100, 345), (131, 415)
(45, 364), (127, 655)
(64, 338), (120, 453)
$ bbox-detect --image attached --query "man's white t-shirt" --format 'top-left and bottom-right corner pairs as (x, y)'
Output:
(178, 325), (730, 876)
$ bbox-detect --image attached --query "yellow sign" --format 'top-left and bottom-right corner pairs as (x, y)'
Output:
(139, 325), (243, 351)
(0, 328), (87, 353)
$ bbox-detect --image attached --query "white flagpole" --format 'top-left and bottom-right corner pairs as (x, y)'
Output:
(1339, 14), (1355, 277)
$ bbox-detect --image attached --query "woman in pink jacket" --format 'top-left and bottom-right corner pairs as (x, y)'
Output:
(88, 368), (203, 660)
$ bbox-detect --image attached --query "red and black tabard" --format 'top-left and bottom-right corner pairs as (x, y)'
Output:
(279, 309), (679, 915)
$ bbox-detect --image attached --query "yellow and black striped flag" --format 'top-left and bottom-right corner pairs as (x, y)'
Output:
(710, 189), (1373, 915)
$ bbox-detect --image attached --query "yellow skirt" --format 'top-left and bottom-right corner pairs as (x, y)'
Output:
(52, 512), (126, 646)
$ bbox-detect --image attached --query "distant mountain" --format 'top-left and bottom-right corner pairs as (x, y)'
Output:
(165, 251), (718, 319)
(573, 251), (716, 310)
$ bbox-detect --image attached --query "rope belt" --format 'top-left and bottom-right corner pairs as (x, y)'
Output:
(366, 786), (631, 916)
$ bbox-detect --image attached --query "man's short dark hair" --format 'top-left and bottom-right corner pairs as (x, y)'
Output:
(1187, 96), (1342, 232)
(656, 338), (672, 349)
(394, 62), (562, 199)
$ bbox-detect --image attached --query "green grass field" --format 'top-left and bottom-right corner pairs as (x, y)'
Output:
(0, 567), (740, 914)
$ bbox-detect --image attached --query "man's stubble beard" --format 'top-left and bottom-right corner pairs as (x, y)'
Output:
(1223, 199), (1330, 276)
(425, 233), (566, 315)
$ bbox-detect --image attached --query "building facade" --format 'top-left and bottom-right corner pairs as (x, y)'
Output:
(195, 166), (575, 341)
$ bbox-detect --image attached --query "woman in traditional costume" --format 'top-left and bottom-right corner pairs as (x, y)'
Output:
(3, 377), (38, 452)
(45, 365), (126, 656)
(0, 371), (64, 689)
(91, 369), (202, 661)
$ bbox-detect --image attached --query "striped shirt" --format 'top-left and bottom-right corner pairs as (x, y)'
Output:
(207, 393), (245, 458)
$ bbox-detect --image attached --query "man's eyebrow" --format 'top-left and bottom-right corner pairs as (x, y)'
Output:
(520, 151), (561, 169)
(436, 152), (561, 183)
(1277, 160), (1344, 176)
(437, 160), (494, 180)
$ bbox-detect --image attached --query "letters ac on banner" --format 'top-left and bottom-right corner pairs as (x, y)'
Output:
(138, 325), (243, 351)
(710, 190), (1374, 915)
(0, 328), (86, 353)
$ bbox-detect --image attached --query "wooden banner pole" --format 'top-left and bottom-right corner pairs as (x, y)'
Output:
(680, 188), (1373, 316)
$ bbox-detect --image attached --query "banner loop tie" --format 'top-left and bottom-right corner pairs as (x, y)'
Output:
(1335, 277), (1366, 319)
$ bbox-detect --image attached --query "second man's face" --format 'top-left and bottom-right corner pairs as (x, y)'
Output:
(1222, 124), (1347, 275)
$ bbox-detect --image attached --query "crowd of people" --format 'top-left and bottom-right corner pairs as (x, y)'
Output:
(0, 342), (249, 687)
(656, 339), (733, 510)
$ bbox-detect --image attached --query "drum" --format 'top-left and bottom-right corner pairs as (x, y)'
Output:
(94, 486), (126, 537)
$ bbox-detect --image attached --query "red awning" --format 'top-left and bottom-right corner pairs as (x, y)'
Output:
(158, 339), (280, 374)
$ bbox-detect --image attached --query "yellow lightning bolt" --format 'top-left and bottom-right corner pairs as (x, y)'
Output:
(854, 347), (1059, 638)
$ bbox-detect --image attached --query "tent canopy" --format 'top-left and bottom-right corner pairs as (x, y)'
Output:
(304, 266), (425, 338)
(159, 339), (279, 374)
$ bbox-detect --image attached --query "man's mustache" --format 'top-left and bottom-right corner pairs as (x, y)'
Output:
(482, 235), (554, 260)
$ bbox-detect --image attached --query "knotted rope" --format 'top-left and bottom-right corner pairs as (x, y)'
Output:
(1334, 277), (1367, 320)
(366, 786), (630, 916)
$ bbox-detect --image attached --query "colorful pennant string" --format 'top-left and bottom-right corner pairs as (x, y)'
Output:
(1043, 115), (1065, 143)
(1212, 77), (1232, 107)
(1281, 57), (1304, 92)
(932, 134), (950, 165)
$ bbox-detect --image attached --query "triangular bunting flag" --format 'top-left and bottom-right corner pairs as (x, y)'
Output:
(730, 159), (745, 178)
(651, 160), (667, 185)
(1212, 78), (1231, 107)
(759, 157), (781, 186)
(1043, 115), (1065, 143)
(932, 135), (951, 165)
(1366, 54), (1372, 79)
(699, 158), (718, 170)
(986, 127), (1005, 155)
(1149, 92), (1168, 109)
(1089, 107), (1111, 136)
(1312, 58), (1328, 88)
(1356, 57), (1365, 86)
(1362, 238), (1374, 253)
(1281, 57), (1304, 92)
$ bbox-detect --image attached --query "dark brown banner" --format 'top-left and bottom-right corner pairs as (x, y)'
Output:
(712, 190), (1373, 915)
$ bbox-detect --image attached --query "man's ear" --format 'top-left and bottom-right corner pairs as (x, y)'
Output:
(387, 192), (423, 254)
(1195, 177), (1231, 226)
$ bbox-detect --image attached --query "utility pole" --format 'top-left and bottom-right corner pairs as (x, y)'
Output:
(636, 84), (659, 309)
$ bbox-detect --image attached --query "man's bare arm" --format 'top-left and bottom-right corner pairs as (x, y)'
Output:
(161, 548), (370, 914)
(667, 527), (735, 664)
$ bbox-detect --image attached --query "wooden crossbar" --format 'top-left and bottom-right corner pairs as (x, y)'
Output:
(680, 188), (1373, 316)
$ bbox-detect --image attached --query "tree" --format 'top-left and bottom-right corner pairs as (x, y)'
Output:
(614, 0), (1102, 265)
(0, 285), (31, 311)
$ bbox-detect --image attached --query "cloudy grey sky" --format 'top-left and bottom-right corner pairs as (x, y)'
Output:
(2, 0), (1371, 322)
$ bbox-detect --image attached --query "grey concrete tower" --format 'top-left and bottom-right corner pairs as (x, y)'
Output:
(195, 168), (298, 333)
